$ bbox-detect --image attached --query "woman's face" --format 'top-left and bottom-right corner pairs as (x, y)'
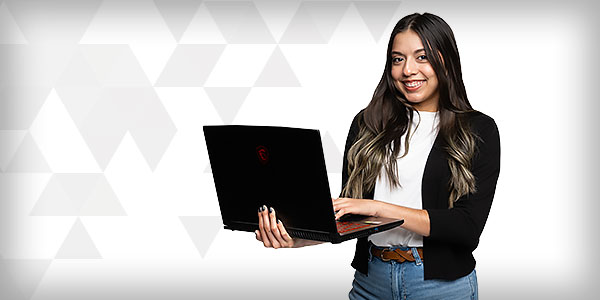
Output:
(390, 30), (440, 112)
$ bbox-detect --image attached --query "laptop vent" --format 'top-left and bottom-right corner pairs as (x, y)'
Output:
(289, 230), (329, 242)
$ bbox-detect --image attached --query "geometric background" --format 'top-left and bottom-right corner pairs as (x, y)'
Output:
(1, 0), (599, 299)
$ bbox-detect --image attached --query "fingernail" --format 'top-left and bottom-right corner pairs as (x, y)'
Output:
(262, 205), (267, 212)
(278, 219), (282, 224)
(258, 206), (262, 212)
(269, 207), (273, 213)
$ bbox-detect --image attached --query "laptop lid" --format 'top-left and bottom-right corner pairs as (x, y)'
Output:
(203, 125), (404, 243)
(204, 125), (337, 234)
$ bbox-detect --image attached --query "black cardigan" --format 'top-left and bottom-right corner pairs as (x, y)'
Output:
(341, 110), (501, 280)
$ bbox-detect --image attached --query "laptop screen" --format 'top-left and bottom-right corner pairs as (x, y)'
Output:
(204, 125), (337, 233)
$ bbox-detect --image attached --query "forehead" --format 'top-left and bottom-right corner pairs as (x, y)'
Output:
(392, 30), (425, 53)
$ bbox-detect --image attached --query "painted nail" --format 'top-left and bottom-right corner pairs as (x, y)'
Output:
(269, 207), (273, 213)
(278, 219), (282, 224)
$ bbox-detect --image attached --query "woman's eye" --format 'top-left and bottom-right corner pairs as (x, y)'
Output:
(417, 55), (428, 61)
(392, 57), (403, 64)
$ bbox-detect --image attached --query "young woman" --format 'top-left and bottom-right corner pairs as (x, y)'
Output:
(255, 12), (500, 300)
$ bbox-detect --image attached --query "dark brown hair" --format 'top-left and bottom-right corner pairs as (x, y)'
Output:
(342, 13), (477, 207)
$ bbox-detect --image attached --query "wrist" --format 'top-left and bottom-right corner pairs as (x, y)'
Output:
(371, 200), (384, 217)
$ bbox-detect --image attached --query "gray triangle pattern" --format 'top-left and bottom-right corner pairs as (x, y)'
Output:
(280, 1), (350, 44)
(0, 130), (26, 172)
(127, 89), (177, 171)
(79, 45), (129, 85)
(0, 86), (50, 130)
(80, 87), (176, 170)
(179, 2), (227, 44)
(205, 87), (251, 124)
(103, 46), (152, 87)
(253, 0), (301, 41)
(80, 175), (126, 216)
(204, 1), (275, 44)
(254, 46), (301, 87)
(0, 44), (75, 87)
(322, 131), (343, 173)
(31, 174), (125, 216)
(0, 2), (27, 44)
(78, 44), (152, 87)
(179, 216), (222, 258)
(55, 86), (102, 128)
(55, 218), (102, 259)
(279, 3), (325, 44)
(0, 258), (52, 300)
(5, 0), (102, 44)
(153, 0), (203, 42)
(0, 258), (24, 299)
(5, 133), (51, 173)
(354, 1), (401, 42)
(55, 47), (102, 126)
(31, 174), (81, 216)
(56, 46), (101, 88)
(79, 93), (128, 170)
(155, 44), (226, 87)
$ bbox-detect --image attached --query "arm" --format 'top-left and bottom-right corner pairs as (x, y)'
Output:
(333, 199), (431, 236)
(335, 109), (432, 236)
(426, 119), (501, 248)
(334, 115), (501, 249)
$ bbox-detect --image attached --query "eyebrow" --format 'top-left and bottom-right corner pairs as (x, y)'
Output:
(391, 48), (426, 56)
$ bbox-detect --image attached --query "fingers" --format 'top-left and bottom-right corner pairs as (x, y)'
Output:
(277, 220), (294, 246)
(258, 205), (286, 248)
(257, 205), (295, 248)
(257, 205), (271, 247)
(332, 198), (351, 219)
(332, 197), (348, 211)
(262, 206), (281, 248)
(334, 209), (345, 220)
(268, 208), (288, 247)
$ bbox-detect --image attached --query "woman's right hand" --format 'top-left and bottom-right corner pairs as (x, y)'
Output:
(255, 205), (295, 248)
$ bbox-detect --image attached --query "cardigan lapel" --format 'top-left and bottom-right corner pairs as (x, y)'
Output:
(421, 133), (450, 209)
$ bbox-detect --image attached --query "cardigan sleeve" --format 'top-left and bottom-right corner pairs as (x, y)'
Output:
(340, 110), (363, 196)
(426, 115), (501, 250)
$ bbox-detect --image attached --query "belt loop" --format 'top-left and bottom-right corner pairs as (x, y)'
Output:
(411, 248), (422, 266)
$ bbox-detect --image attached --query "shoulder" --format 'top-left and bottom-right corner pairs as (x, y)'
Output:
(351, 109), (365, 126)
(464, 110), (496, 131)
(463, 110), (499, 141)
(348, 109), (365, 134)
(465, 111), (500, 161)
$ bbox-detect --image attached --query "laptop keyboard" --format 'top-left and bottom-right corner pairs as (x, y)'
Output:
(336, 221), (371, 233)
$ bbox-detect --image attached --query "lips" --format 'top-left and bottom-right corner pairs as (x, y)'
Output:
(403, 80), (425, 91)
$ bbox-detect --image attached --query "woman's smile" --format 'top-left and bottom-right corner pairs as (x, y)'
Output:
(402, 79), (426, 91)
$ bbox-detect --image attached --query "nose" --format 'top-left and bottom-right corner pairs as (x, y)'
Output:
(402, 57), (417, 77)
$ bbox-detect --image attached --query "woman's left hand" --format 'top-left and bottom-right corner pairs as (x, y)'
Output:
(332, 197), (382, 220)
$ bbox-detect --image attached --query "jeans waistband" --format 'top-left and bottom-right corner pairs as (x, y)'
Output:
(369, 242), (423, 265)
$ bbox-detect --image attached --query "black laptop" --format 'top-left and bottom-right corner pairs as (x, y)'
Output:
(203, 125), (404, 244)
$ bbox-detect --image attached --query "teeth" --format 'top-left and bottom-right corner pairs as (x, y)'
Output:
(404, 81), (423, 88)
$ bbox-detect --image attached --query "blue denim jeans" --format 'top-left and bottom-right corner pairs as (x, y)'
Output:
(348, 245), (478, 300)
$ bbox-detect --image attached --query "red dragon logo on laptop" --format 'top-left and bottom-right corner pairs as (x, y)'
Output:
(256, 145), (269, 165)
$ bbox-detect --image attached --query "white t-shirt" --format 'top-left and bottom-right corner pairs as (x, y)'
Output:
(368, 111), (439, 247)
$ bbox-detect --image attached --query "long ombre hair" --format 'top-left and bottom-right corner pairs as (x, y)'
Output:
(341, 13), (478, 208)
